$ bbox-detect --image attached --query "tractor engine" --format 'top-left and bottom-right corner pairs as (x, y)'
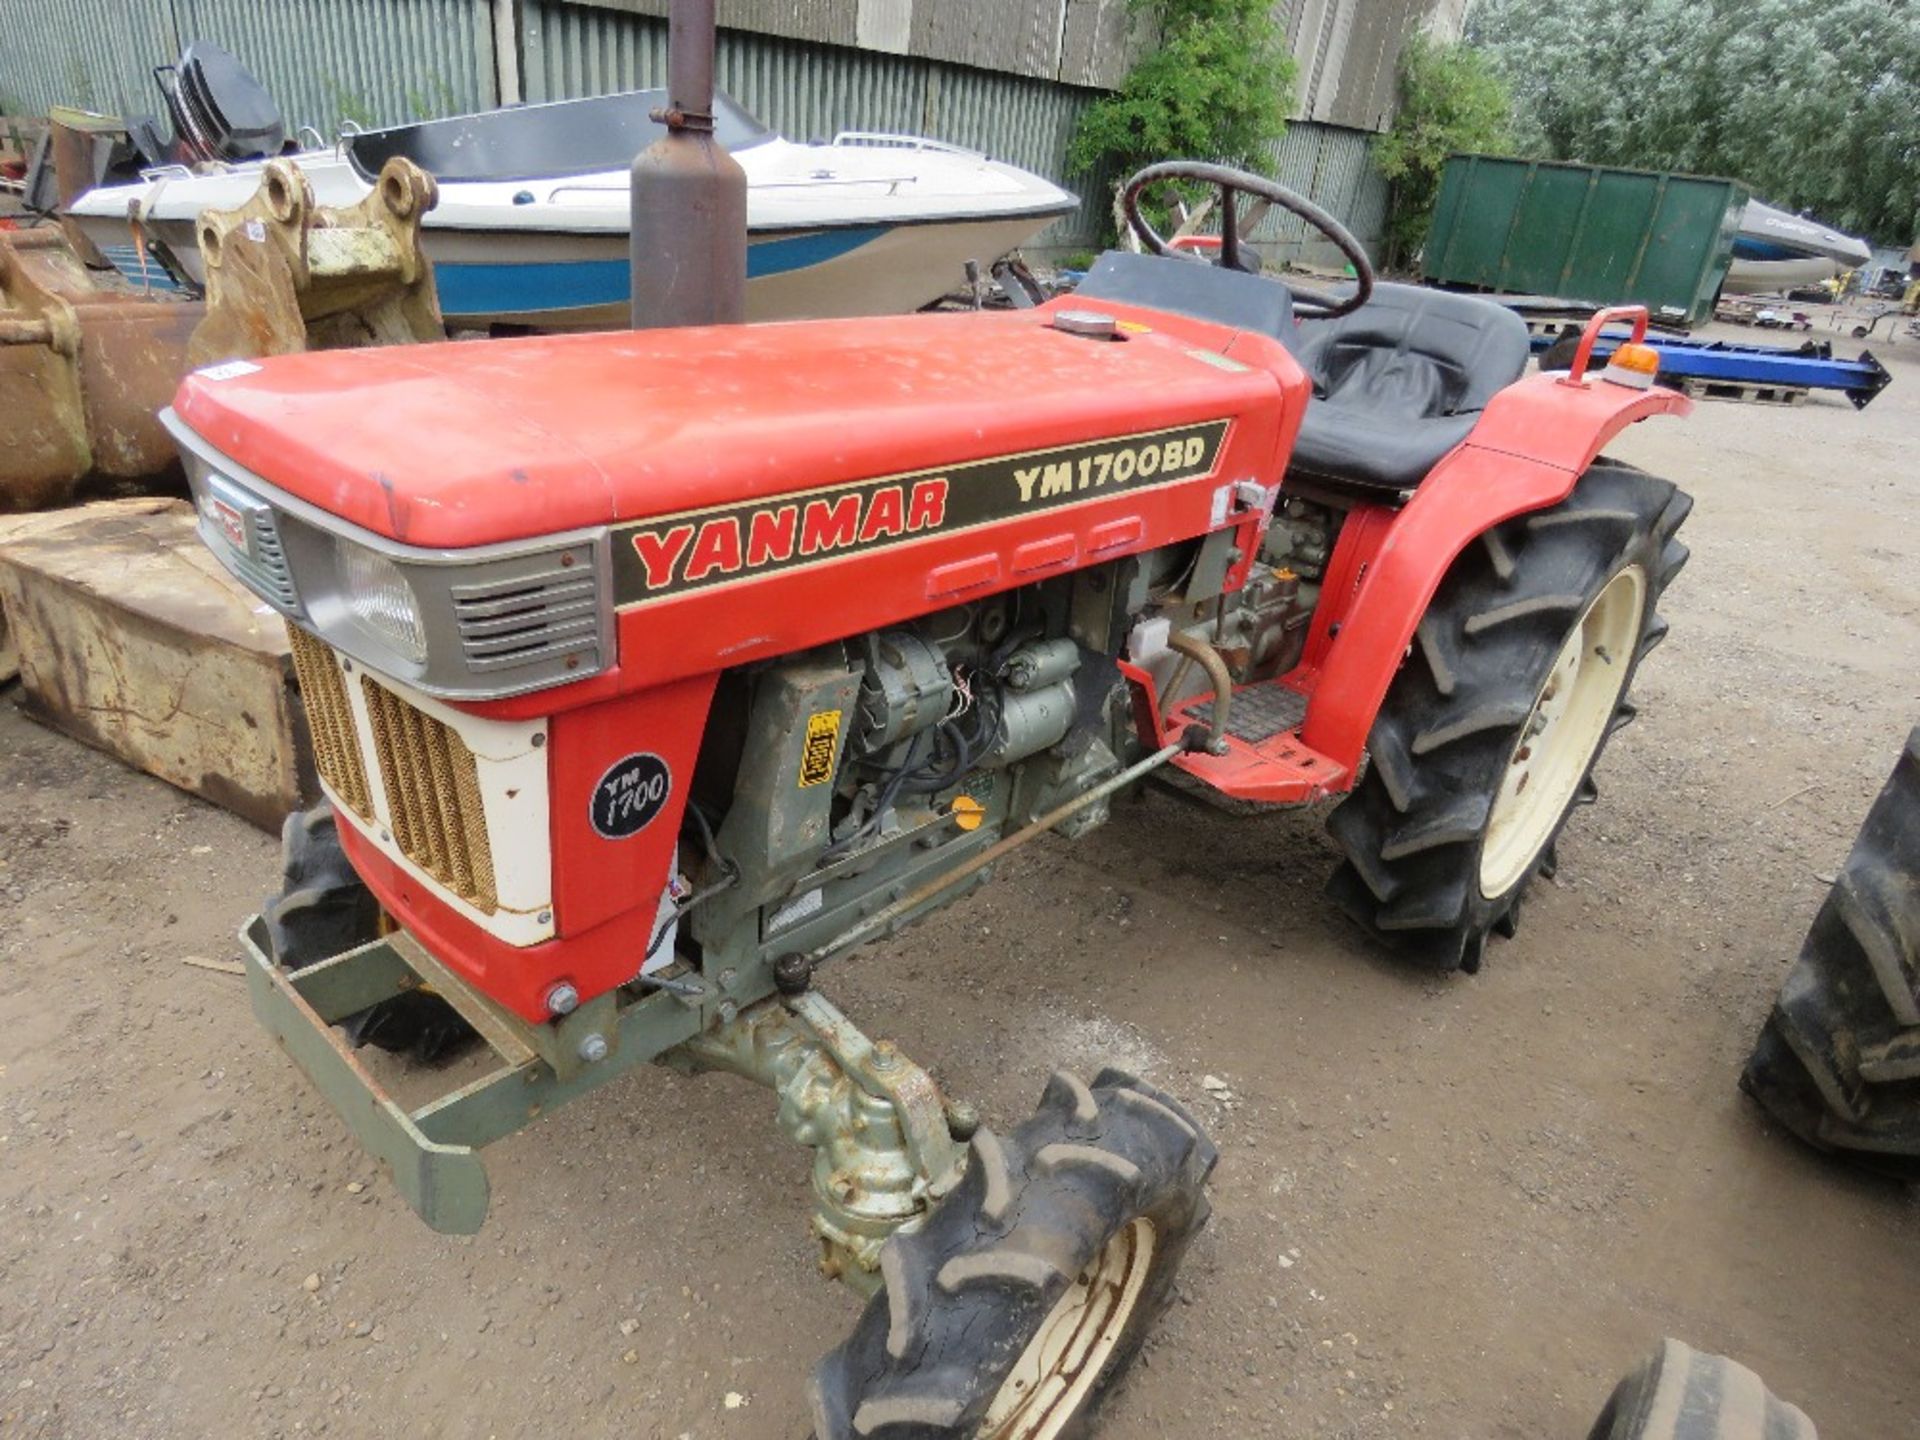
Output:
(686, 580), (1131, 976)
(841, 624), (1085, 832)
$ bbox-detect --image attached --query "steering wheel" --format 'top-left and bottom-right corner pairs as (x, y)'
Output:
(1120, 160), (1375, 321)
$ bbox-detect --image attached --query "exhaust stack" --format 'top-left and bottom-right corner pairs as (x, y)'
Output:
(628, 0), (748, 329)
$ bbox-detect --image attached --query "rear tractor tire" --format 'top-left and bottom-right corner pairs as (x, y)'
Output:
(1327, 459), (1692, 972)
(1740, 727), (1920, 1178)
(809, 1069), (1217, 1440)
(265, 805), (473, 1063)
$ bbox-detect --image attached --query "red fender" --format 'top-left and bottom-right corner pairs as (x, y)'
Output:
(1296, 365), (1689, 772)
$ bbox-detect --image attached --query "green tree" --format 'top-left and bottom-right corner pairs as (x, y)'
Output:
(1467, 0), (1920, 245)
(1066, 0), (1296, 234)
(1373, 35), (1513, 269)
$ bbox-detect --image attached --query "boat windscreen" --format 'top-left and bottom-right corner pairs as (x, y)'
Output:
(345, 88), (773, 184)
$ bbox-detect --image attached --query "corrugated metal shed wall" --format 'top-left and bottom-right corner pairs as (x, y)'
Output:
(1256, 122), (1387, 269)
(1287, 0), (1464, 132)
(546, 0), (1465, 125)
(0, 0), (174, 118)
(182, 0), (496, 133)
(0, 0), (495, 135)
(555, 0), (1140, 87)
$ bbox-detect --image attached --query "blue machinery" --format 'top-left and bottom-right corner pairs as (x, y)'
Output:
(1533, 326), (1892, 410)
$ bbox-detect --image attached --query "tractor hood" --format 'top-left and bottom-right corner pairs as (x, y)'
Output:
(169, 306), (1302, 550)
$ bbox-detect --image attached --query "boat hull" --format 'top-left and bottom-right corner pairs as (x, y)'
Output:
(1723, 254), (1845, 296)
(424, 212), (1060, 328)
(78, 209), (1058, 328)
(1727, 198), (1872, 295)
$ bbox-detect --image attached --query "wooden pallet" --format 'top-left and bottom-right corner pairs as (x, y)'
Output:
(1674, 377), (1810, 406)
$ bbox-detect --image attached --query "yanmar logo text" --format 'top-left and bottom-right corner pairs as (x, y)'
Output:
(610, 421), (1230, 606)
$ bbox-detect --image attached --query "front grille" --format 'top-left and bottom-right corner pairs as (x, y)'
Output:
(360, 677), (499, 913)
(452, 561), (600, 676)
(286, 623), (371, 818)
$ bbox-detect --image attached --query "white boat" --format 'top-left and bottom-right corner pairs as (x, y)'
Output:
(1726, 198), (1872, 296)
(68, 87), (1077, 328)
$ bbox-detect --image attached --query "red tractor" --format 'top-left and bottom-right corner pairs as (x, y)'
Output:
(170, 164), (1692, 1438)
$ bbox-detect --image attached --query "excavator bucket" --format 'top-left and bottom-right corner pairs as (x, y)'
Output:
(187, 156), (443, 365)
(0, 227), (203, 511)
(0, 155), (443, 511)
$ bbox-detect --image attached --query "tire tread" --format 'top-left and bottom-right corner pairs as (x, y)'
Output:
(1741, 727), (1920, 1177)
(811, 1071), (1215, 1440)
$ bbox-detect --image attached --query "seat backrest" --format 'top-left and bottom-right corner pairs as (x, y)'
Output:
(1295, 283), (1529, 420)
(1072, 251), (1299, 348)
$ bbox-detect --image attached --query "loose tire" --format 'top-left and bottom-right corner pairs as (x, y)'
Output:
(1740, 727), (1920, 1177)
(265, 805), (473, 1062)
(1586, 1338), (1815, 1440)
(809, 1068), (1217, 1440)
(1327, 459), (1692, 972)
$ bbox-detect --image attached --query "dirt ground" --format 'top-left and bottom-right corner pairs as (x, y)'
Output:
(4, 311), (1919, 1440)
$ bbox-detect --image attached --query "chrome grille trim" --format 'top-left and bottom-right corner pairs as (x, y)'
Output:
(451, 566), (603, 673)
(244, 509), (299, 610)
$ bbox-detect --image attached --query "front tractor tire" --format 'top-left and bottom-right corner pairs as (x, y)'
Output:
(265, 805), (473, 1062)
(1327, 459), (1692, 973)
(810, 1069), (1217, 1440)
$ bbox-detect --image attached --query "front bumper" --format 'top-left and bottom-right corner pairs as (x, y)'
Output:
(241, 914), (712, 1234)
(241, 916), (492, 1233)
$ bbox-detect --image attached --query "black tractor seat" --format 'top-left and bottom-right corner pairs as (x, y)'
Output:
(1072, 254), (1531, 499)
(1287, 283), (1531, 496)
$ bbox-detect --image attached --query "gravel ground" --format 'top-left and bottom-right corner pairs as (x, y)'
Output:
(3, 312), (1918, 1439)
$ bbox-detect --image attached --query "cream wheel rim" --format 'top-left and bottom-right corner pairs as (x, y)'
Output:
(1479, 566), (1646, 898)
(979, 1218), (1158, 1440)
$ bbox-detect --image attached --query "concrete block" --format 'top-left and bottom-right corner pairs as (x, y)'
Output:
(0, 498), (316, 829)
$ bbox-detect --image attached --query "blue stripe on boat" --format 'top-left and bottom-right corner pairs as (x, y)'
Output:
(98, 244), (187, 294)
(432, 224), (890, 318)
(1734, 238), (1817, 263)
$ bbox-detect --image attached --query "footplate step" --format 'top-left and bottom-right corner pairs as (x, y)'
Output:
(1163, 677), (1348, 804)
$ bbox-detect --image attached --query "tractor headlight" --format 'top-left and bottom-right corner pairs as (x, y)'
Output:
(338, 538), (429, 663)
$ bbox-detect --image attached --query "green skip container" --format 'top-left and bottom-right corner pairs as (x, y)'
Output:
(1423, 154), (1749, 327)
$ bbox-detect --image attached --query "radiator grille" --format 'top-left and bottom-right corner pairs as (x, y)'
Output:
(451, 561), (600, 675)
(360, 677), (499, 913)
(286, 623), (371, 818)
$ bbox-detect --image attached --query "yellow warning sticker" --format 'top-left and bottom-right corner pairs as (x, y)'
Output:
(799, 709), (842, 788)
